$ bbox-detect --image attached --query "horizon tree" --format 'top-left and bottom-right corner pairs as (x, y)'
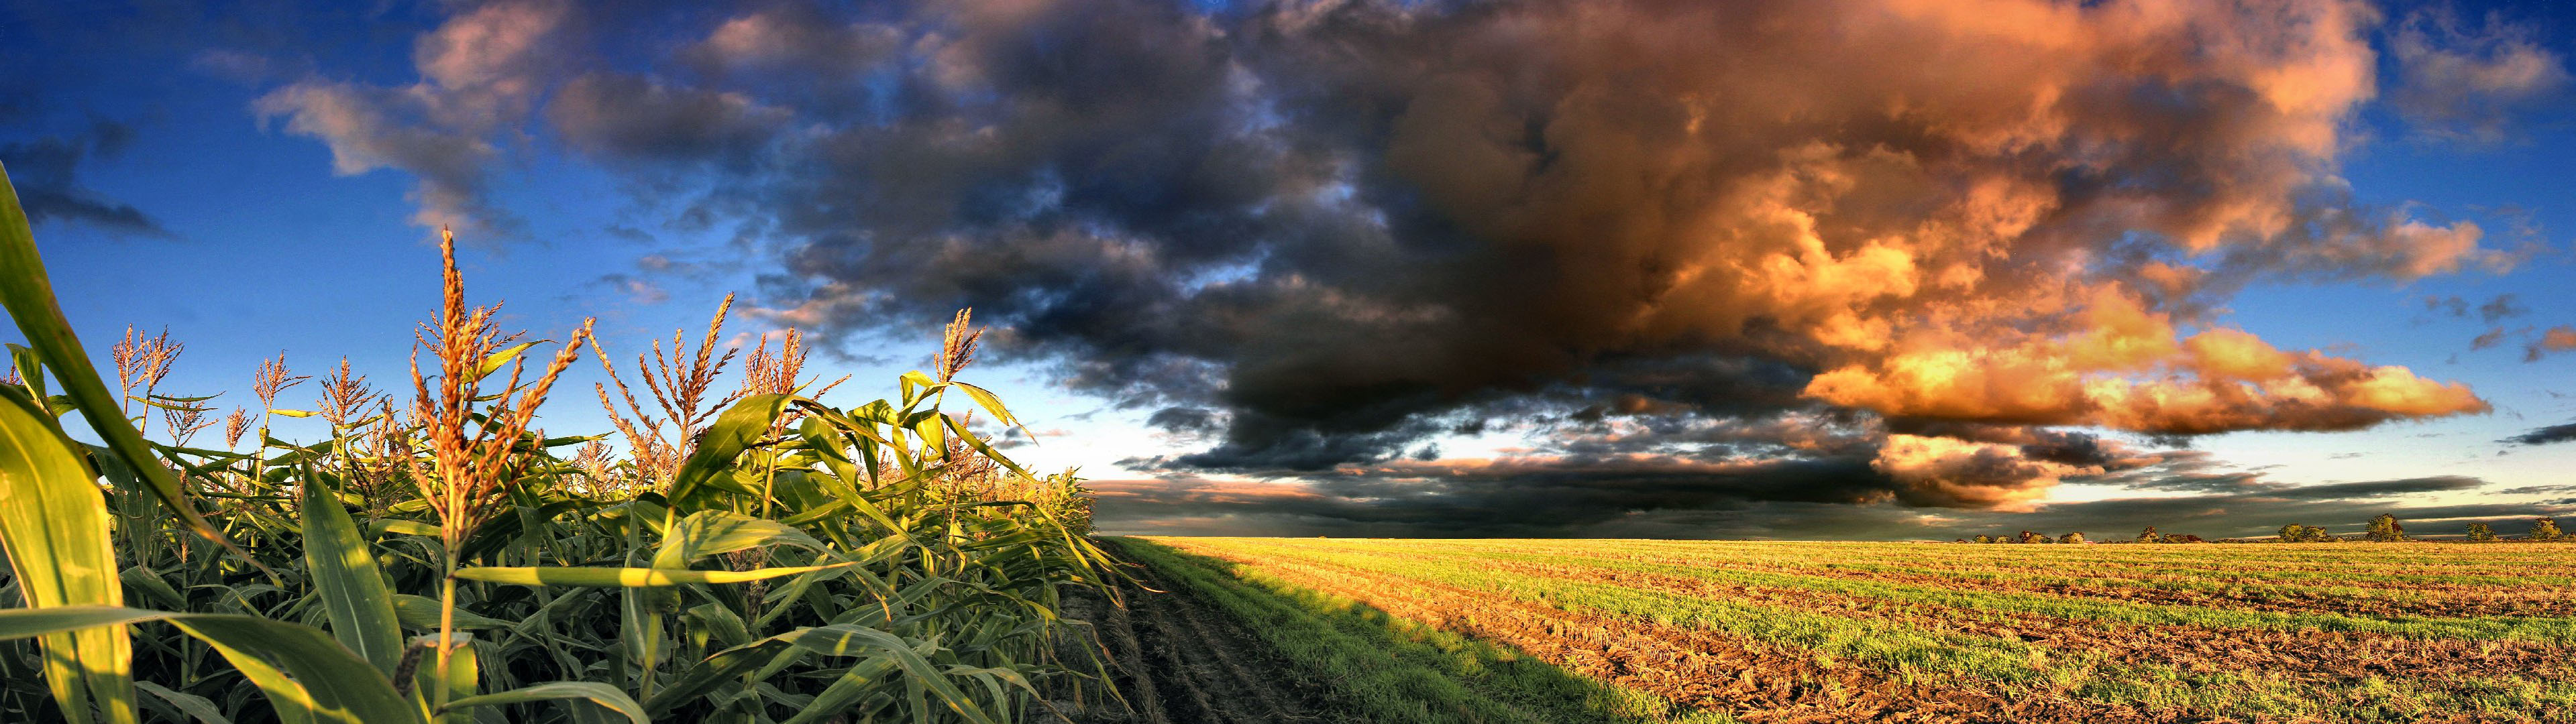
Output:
(2137, 526), (2160, 543)
(2467, 522), (2497, 542)
(2534, 518), (2565, 542)
(2277, 524), (2333, 543)
(2367, 514), (2406, 542)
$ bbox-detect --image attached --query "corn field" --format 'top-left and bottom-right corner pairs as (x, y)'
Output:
(0, 164), (1118, 724)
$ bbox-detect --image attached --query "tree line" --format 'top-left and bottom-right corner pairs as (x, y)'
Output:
(1956, 516), (2567, 544)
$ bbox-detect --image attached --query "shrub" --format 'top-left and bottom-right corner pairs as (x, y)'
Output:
(2534, 518), (2566, 542)
(2467, 522), (2497, 542)
(2057, 532), (2086, 544)
(2366, 514), (2407, 542)
(1972, 535), (1994, 544)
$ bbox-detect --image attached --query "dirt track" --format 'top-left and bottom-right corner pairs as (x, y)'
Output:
(1049, 560), (1338, 724)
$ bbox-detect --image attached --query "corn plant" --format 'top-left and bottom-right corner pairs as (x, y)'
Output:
(0, 162), (1116, 723)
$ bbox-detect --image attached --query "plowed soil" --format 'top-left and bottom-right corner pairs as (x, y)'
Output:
(1048, 560), (1337, 724)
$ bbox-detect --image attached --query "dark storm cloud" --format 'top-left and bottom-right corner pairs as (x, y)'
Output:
(1091, 453), (1896, 537)
(256, 0), (2555, 536)
(1093, 472), (2561, 541)
(0, 119), (168, 237)
(2505, 420), (2576, 446)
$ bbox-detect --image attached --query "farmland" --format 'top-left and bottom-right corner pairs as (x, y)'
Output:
(0, 168), (1115, 724)
(1105, 537), (2576, 724)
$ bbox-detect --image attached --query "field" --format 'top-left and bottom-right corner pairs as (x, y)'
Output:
(0, 170), (1114, 724)
(1091, 537), (2576, 724)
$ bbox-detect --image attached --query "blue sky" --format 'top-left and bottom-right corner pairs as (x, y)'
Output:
(6, 0), (2576, 540)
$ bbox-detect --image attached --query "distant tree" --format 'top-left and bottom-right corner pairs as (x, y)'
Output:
(2137, 526), (2160, 543)
(2163, 534), (2206, 544)
(2277, 524), (2333, 543)
(2018, 530), (2047, 544)
(2466, 522), (2497, 542)
(1972, 534), (1994, 544)
(2366, 514), (2407, 542)
(2058, 532), (2086, 544)
(2532, 518), (2566, 542)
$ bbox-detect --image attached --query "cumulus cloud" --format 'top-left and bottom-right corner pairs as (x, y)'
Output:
(252, 0), (571, 235)
(264, 0), (2537, 534)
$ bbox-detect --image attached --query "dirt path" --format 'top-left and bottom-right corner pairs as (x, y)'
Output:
(1049, 560), (1338, 724)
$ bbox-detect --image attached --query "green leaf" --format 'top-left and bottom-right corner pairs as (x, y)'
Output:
(390, 595), (514, 631)
(0, 607), (422, 724)
(0, 389), (133, 724)
(474, 341), (540, 381)
(299, 467), (405, 676)
(6, 343), (47, 398)
(641, 638), (795, 717)
(133, 681), (230, 724)
(445, 682), (646, 724)
(651, 509), (827, 569)
(0, 163), (262, 577)
(784, 625), (998, 724)
(665, 394), (790, 508)
(453, 561), (861, 587)
(118, 566), (186, 610)
(950, 381), (1028, 434)
(374, 520), (442, 538)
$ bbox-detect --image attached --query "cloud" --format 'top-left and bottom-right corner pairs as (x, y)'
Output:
(2471, 327), (2510, 351)
(2479, 294), (2530, 323)
(1093, 469), (2555, 540)
(2504, 420), (2576, 446)
(260, 0), (2535, 534)
(0, 119), (169, 237)
(252, 0), (572, 236)
(2386, 9), (2572, 143)
(2527, 326), (2576, 361)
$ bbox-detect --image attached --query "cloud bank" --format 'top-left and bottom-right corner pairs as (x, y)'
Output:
(250, 0), (2565, 536)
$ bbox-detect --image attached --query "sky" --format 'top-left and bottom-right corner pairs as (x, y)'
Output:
(4, 0), (2575, 541)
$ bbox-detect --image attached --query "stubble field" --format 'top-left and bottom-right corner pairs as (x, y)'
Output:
(1092, 537), (2576, 724)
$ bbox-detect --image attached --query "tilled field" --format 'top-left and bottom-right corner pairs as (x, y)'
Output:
(1130, 537), (2576, 724)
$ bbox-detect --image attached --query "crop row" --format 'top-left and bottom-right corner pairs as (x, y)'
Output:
(1148, 538), (2576, 723)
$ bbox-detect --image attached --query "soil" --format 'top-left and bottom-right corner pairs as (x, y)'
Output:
(1044, 560), (1338, 724)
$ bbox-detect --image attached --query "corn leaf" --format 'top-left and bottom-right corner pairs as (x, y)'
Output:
(0, 607), (421, 724)
(0, 162), (262, 577)
(133, 680), (229, 724)
(0, 389), (134, 724)
(299, 467), (405, 676)
(454, 560), (861, 587)
(444, 682), (646, 724)
(664, 394), (790, 508)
